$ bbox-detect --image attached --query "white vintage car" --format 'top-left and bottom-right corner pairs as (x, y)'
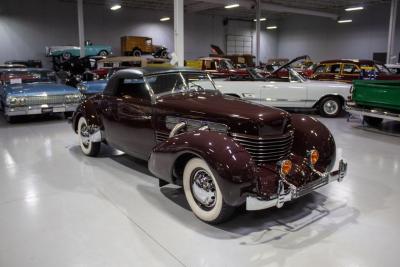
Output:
(214, 66), (351, 117)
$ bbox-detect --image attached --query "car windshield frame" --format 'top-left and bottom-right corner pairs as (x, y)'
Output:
(2, 70), (57, 85)
(144, 71), (217, 97)
(375, 63), (391, 74)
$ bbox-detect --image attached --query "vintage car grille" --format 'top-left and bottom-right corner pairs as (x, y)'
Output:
(155, 131), (170, 143)
(231, 131), (294, 163)
(26, 95), (67, 106)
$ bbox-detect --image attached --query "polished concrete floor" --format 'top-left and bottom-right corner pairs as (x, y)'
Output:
(0, 114), (399, 267)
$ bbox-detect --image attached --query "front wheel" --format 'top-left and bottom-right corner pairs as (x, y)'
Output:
(98, 50), (108, 56)
(78, 116), (100, 156)
(364, 116), (383, 127)
(183, 158), (235, 224)
(319, 96), (342, 117)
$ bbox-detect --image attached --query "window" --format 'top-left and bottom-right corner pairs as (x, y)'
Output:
(327, 64), (341, 73)
(146, 74), (185, 95)
(342, 64), (360, 74)
(117, 78), (150, 100)
(204, 60), (217, 70)
(314, 65), (326, 74)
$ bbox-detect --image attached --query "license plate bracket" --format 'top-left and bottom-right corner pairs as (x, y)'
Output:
(41, 107), (53, 114)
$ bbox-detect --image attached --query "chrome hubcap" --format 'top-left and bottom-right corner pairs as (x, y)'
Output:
(191, 169), (216, 209)
(80, 124), (90, 147)
(323, 100), (339, 115)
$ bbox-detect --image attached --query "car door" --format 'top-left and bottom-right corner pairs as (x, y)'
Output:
(101, 77), (155, 160)
(260, 68), (307, 108)
(341, 63), (361, 82)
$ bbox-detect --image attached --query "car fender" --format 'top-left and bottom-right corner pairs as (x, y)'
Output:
(72, 99), (102, 133)
(148, 130), (258, 206)
(290, 114), (336, 172)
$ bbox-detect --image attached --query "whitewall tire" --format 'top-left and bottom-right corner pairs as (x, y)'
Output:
(183, 158), (235, 224)
(78, 116), (100, 156)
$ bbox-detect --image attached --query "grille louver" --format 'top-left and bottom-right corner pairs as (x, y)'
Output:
(26, 95), (67, 106)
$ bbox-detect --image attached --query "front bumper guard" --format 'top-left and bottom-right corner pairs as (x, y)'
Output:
(246, 159), (347, 211)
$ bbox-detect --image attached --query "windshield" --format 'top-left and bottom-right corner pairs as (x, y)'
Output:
(218, 59), (234, 70)
(375, 64), (391, 74)
(145, 72), (216, 96)
(2, 70), (56, 84)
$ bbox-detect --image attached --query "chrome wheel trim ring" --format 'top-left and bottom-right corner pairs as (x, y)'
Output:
(190, 168), (217, 210)
(323, 100), (339, 115)
(79, 121), (90, 148)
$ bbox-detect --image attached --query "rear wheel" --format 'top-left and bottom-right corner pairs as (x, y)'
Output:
(98, 50), (108, 56)
(132, 49), (142, 57)
(319, 96), (342, 117)
(364, 116), (383, 127)
(183, 158), (235, 224)
(78, 116), (100, 156)
(62, 52), (72, 60)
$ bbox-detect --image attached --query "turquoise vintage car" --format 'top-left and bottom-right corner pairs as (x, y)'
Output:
(46, 42), (112, 60)
(0, 68), (81, 122)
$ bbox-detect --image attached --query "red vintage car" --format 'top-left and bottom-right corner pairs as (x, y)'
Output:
(310, 59), (400, 83)
(71, 67), (347, 224)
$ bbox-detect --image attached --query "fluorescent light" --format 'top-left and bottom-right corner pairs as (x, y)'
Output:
(110, 4), (121, 10)
(225, 3), (240, 9)
(266, 26), (277, 30)
(160, 17), (170, 21)
(338, 19), (352, 23)
(345, 6), (364, 11)
(253, 18), (267, 22)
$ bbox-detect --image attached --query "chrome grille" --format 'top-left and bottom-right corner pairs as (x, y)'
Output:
(155, 131), (170, 143)
(231, 131), (294, 163)
(26, 95), (67, 106)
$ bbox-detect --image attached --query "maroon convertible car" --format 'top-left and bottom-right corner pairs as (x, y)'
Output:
(71, 67), (347, 224)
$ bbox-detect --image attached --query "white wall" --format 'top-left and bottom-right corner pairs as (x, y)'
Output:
(276, 4), (400, 62)
(0, 0), (278, 67)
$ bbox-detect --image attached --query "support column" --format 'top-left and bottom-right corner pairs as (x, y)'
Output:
(387, 0), (398, 64)
(255, 0), (261, 66)
(77, 0), (85, 58)
(174, 0), (184, 66)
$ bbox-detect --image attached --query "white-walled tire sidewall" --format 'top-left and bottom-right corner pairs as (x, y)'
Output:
(183, 158), (223, 222)
(78, 117), (93, 155)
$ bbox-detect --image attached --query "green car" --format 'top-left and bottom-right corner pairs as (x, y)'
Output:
(46, 42), (112, 60)
(346, 80), (400, 126)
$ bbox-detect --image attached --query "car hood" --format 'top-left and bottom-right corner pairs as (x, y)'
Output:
(155, 91), (291, 136)
(5, 83), (79, 97)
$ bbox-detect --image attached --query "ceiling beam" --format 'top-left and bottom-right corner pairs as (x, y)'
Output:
(191, 0), (338, 20)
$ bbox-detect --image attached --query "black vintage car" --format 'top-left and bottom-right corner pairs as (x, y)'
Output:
(71, 67), (347, 224)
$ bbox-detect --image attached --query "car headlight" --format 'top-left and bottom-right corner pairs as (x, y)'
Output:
(308, 149), (319, 166)
(77, 84), (87, 91)
(65, 94), (82, 103)
(6, 96), (26, 107)
(278, 160), (292, 176)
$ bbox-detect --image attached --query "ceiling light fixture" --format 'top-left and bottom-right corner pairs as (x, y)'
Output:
(337, 19), (352, 23)
(110, 4), (121, 10)
(253, 18), (267, 21)
(160, 17), (170, 21)
(225, 3), (240, 9)
(266, 26), (277, 30)
(345, 6), (364, 11)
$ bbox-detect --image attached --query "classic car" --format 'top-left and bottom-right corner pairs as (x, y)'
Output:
(121, 36), (168, 58)
(346, 80), (400, 126)
(76, 68), (125, 97)
(0, 64), (26, 69)
(71, 67), (347, 224)
(386, 64), (400, 74)
(4, 60), (42, 68)
(214, 64), (351, 117)
(186, 57), (249, 79)
(46, 41), (112, 60)
(311, 59), (400, 83)
(95, 56), (147, 78)
(0, 68), (81, 122)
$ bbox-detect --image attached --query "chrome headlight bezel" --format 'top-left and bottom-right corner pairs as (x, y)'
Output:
(65, 93), (82, 103)
(6, 96), (27, 107)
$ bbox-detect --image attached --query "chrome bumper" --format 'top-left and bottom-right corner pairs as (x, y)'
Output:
(5, 104), (78, 116)
(246, 159), (347, 211)
(345, 103), (400, 122)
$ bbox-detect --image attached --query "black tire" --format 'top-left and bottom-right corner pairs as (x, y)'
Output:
(161, 50), (168, 58)
(64, 112), (74, 119)
(364, 116), (383, 127)
(319, 96), (342, 117)
(183, 158), (235, 224)
(63, 52), (72, 60)
(132, 49), (142, 57)
(5, 115), (16, 123)
(77, 116), (100, 156)
(98, 50), (108, 56)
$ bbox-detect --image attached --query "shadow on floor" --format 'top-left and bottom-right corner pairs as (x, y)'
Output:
(0, 113), (67, 127)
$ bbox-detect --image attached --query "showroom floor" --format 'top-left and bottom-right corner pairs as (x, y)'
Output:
(0, 114), (399, 267)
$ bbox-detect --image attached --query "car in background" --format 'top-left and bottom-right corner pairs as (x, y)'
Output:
(46, 41), (112, 60)
(121, 36), (168, 58)
(186, 57), (249, 79)
(385, 64), (400, 74)
(0, 64), (26, 69)
(310, 59), (400, 83)
(77, 68), (125, 97)
(4, 60), (42, 68)
(214, 62), (351, 117)
(71, 67), (347, 224)
(0, 68), (81, 122)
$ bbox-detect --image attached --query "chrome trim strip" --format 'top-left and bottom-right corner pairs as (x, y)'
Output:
(346, 104), (400, 121)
